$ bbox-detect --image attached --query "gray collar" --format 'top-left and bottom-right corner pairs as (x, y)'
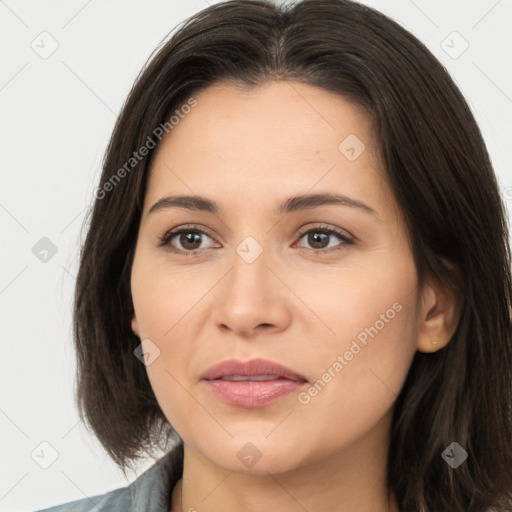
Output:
(129, 442), (184, 512)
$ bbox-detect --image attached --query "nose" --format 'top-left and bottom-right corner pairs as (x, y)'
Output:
(211, 245), (292, 338)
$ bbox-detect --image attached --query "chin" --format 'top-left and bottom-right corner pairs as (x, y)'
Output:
(197, 435), (310, 476)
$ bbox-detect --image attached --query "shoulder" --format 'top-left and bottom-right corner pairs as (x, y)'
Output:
(30, 485), (129, 512)
(30, 443), (184, 512)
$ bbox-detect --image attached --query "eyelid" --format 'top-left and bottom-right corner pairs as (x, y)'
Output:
(296, 223), (354, 242)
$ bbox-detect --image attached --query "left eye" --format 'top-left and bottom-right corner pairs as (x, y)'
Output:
(158, 224), (354, 254)
(296, 226), (353, 251)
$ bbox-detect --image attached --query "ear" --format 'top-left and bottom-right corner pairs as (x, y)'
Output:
(416, 273), (461, 353)
(131, 315), (140, 338)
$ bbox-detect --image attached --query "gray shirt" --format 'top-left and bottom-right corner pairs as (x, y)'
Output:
(32, 443), (183, 512)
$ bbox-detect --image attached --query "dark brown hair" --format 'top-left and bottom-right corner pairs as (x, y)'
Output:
(73, 1), (512, 510)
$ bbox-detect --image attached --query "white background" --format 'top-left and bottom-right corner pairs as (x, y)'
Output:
(1, 0), (511, 511)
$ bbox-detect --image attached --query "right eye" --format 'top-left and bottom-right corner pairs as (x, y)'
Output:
(158, 225), (217, 254)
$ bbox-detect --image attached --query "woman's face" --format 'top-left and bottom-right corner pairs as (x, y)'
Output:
(130, 81), (425, 474)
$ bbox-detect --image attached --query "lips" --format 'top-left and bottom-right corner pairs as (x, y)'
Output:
(200, 358), (308, 382)
(201, 358), (308, 408)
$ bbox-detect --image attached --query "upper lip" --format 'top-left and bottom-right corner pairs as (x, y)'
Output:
(201, 358), (308, 382)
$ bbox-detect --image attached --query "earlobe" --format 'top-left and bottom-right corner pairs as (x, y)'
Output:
(416, 278), (460, 353)
(131, 316), (140, 337)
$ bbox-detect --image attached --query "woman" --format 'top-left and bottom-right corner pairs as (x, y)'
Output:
(34, 0), (512, 511)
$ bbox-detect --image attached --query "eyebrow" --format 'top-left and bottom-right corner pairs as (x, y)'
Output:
(148, 192), (377, 217)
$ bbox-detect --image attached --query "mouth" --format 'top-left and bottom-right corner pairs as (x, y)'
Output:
(201, 358), (308, 408)
(217, 374), (286, 381)
(201, 358), (308, 382)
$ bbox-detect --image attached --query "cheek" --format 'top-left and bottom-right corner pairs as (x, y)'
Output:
(131, 254), (210, 437)
(296, 298), (417, 454)
(131, 249), (205, 337)
(144, 358), (194, 441)
(291, 254), (419, 442)
(291, 247), (418, 350)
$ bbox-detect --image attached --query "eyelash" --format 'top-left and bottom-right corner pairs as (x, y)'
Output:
(157, 223), (355, 256)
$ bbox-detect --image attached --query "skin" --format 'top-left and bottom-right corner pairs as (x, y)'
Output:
(130, 81), (459, 512)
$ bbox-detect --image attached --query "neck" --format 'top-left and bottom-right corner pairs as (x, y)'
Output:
(170, 414), (399, 512)
(172, 471), (398, 512)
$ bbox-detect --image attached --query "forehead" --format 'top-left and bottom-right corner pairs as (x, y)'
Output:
(153, 80), (376, 162)
(144, 81), (395, 219)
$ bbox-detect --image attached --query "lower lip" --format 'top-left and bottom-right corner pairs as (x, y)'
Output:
(203, 378), (307, 408)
